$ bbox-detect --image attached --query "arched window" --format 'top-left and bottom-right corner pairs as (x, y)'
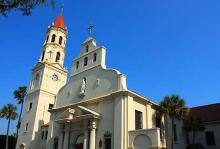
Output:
(51, 34), (56, 42)
(55, 52), (60, 62)
(86, 45), (89, 52)
(84, 57), (88, 66)
(35, 73), (39, 80)
(46, 35), (49, 43)
(76, 61), (79, 69)
(93, 53), (97, 62)
(59, 36), (63, 45)
(41, 51), (45, 61)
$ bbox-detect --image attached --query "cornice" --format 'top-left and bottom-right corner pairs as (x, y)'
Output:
(47, 26), (67, 35)
(44, 63), (68, 74)
(49, 90), (158, 113)
(42, 43), (66, 53)
(27, 88), (56, 97)
(32, 62), (68, 74)
(72, 47), (103, 62)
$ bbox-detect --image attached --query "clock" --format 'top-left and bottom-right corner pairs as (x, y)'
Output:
(51, 73), (58, 81)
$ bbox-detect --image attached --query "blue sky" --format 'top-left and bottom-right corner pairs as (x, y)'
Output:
(0, 0), (220, 134)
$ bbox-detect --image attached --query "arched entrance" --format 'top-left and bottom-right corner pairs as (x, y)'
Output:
(133, 134), (151, 149)
(75, 134), (84, 149)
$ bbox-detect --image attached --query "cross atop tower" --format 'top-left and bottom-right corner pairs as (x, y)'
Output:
(87, 23), (94, 37)
(60, 4), (64, 15)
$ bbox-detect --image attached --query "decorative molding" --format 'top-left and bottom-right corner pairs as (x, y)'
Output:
(49, 90), (158, 112)
(104, 131), (112, 138)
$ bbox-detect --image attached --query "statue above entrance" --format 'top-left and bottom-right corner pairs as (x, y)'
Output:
(79, 78), (86, 97)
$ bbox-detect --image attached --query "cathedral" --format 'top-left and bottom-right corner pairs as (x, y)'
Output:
(15, 13), (166, 149)
(16, 13), (192, 149)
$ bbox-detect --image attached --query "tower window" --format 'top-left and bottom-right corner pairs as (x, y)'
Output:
(76, 61), (79, 69)
(51, 34), (56, 42)
(55, 52), (60, 62)
(84, 57), (88, 66)
(28, 102), (32, 111)
(35, 73), (40, 80)
(135, 110), (143, 129)
(25, 123), (28, 132)
(49, 104), (54, 110)
(93, 53), (97, 62)
(86, 45), (89, 52)
(41, 131), (44, 139)
(41, 51), (45, 61)
(45, 131), (48, 140)
(59, 36), (63, 45)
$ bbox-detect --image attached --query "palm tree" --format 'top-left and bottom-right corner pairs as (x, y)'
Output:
(159, 95), (189, 149)
(183, 117), (205, 145)
(0, 104), (18, 149)
(14, 86), (27, 138)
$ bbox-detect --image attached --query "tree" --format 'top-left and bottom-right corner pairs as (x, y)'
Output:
(14, 86), (27, 139)
(159, 95), (189, 149)
(0, 104), (18, 149)
(183, 117), (205, 145)
(0, 0), (54, 16)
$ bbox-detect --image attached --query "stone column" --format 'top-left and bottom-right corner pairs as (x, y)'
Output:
(89, 120), (97, 149)
(83, 121), (89, 149)
(58, 132), (64, 149)
(63, 124), (70, 149)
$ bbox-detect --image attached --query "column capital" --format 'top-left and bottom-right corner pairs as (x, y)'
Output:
(89, 120), (97, 130)
(64, 123), (70, 132)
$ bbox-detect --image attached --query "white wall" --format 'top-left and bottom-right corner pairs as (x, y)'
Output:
(195, 122), (220, 149)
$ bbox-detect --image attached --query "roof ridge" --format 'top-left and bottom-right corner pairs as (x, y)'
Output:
(190, 102), (220, 109)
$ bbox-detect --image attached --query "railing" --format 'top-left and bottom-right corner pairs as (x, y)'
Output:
(128, 128), (166, 149)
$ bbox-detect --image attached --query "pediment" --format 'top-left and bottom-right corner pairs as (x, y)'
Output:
(49, 63), (65, 70)
(56, 108), (75, 120)
(55, 106), (100, 123)
(77, 106), (100, 116)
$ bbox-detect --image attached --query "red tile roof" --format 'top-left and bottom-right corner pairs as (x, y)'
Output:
(41, 123), (49, 128)
(190, 103), (220, 122)
(54, 15), (65, 30)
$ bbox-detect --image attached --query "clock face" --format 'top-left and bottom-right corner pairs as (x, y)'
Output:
(51, 73), (58, 81)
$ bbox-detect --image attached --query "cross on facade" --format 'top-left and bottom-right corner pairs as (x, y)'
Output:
(88, 24), (94, 37)
(48, 51), (53, 58)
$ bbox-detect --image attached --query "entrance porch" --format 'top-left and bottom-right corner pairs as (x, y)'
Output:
(54, 106), (101, 149)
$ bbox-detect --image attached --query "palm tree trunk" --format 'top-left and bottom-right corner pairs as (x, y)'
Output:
(16, 101), (23, 139)
(185, 131), (189, 145)
(5, 118), (11, 149)
(171, 117), (174, 149)
(192, 131), (196, 145)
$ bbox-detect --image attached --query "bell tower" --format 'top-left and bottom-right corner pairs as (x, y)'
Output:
(40, 14), (67, 66)
(16, 13), (68, 149)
